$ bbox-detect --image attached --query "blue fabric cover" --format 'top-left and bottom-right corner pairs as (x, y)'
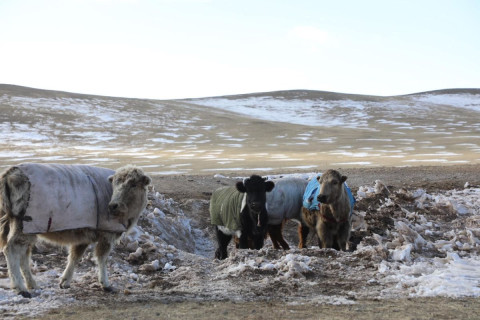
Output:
(302, 174), (355, 215)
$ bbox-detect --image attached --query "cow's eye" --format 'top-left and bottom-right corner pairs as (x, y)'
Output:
(332, 180), (338, 185)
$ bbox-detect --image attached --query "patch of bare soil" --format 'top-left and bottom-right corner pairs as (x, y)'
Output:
(39, 298), (480, 320)
(6, 165), (480, 319)
(152, 164), (480, 202)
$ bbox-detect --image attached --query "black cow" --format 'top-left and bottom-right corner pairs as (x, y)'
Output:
(210, 175), (275, 259)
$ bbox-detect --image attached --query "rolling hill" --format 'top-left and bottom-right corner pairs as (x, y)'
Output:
(1, 84), (479, 174)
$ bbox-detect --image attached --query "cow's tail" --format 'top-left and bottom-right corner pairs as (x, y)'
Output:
(0, 170), (12, 249)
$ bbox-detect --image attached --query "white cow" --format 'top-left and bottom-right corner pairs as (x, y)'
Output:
(0, 163), (151, 297)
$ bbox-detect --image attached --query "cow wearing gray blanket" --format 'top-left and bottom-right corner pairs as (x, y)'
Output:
(0, 163), (151, 297)
(266, 177), (309, 249)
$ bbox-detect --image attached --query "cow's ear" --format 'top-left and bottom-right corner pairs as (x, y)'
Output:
(108, 175), (114, 183)
(141, 175), (152, 187)
(236, 181), (247, 193)
(317, 175), (322, 182)
(341, 175), (347, 183)
(265, 181), (275, 192)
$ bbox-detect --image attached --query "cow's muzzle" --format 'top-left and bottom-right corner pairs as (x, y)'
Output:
(108, 202), (127, 216)
(249, 202), (263, 212)
(317, 194), (328, 203)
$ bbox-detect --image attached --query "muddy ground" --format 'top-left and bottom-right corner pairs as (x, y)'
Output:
(3, 164), (480, 319)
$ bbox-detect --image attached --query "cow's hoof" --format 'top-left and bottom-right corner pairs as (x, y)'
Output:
(102, 286), (118, 293)
(215, 249), (227, 260)
(59, 280), (70, 289)
(18, 291), (32, 298)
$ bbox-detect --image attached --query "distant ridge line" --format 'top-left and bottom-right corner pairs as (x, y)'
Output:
(1, 83), (479, 101)
(191, 88), (480, 100)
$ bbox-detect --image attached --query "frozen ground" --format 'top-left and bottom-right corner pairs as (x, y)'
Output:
(1, 173), (480, 318)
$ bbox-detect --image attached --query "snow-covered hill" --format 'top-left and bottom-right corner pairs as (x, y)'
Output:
(1, 85), (479, 172)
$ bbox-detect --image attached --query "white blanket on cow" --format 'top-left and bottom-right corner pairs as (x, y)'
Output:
(17, 163), (126, 234)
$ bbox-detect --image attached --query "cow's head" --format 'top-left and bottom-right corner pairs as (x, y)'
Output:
(317, 169), (347, 204)
(108, 165), (151, 231)
(236, 175), (274, 226)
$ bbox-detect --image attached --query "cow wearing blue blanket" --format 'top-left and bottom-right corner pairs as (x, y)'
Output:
(301, 169), (355, 251)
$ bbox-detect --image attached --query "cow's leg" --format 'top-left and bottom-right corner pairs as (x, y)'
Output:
(234, 235), (240, 248)
(4, 220), (32, 297)
(269, 223), (290, 250)
(60, 243), (88, 289)
(252, 233), (265, 250)
(215, 226), (231, 260)
(278, 222), (290, 250)
(5, 242), (29, 296)
(238, 211), (252, 249)
(337, 222), (351, 251)
(332, 236), (341, 251)
(298, 224), (310, 249)
(317, 236), (323, 248)
(317, 221), (333, 249)
(268, 225), (281, 249)
(20, 243), (38, 290)
(95, 237), (113, 291)
(238, 231), (250, 249)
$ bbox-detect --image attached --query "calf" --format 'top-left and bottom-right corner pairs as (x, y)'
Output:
(266, 177), (309, 250)
(301, 170), (355, 250)
(210, 175), (274, 259)
(0, 163), (151, 297)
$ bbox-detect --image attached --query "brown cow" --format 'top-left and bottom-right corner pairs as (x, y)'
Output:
(301, 169), (354, 250)
(0, 163), (151, 297)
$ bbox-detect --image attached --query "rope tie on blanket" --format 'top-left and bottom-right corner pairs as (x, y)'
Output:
(86, 174), (100, 229)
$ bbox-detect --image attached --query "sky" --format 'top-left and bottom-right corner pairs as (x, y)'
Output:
(1, 0), (479, 100)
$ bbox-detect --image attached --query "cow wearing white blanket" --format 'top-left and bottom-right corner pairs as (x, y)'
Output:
(0, 163), (151, 297)
(266, 177), (309, 249)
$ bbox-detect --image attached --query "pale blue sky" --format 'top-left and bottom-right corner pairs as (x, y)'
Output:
(1, 0), (479, 99)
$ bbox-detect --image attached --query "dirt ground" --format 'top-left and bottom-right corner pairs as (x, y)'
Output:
(151, 165), (480, 202)
(10, 164), (480, 319)
(37, 297), (480, 320)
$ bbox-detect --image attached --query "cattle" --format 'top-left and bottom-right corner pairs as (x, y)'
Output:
(266, 177), (309, 250)
(210, 175), (274, 260)
(301, 170), (355, 250)
(0, 163), (151, 297)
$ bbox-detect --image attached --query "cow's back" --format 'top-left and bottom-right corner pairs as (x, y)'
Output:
(16, 163), (125, 234)
(267, 178), (308, 225)
(210, 186), (244, 231)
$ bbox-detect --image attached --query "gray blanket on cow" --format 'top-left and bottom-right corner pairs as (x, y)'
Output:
(17, 163), (126, 234)
(210, 186), (245, 231)
(266, 177), (308, 225)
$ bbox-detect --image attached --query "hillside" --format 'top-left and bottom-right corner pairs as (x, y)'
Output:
(1, 84), (479, 174)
